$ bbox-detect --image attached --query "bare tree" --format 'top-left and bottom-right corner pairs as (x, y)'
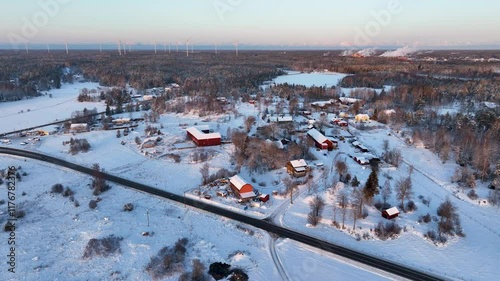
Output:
(308, 195), (325, 226)
(396, 176), (413, 211)
(335, 160), (348, 182)
(244, 116), (256, 133)
(351, 187), (364, 230)
(199, 163), (210, 185)
(381, 179), (392, 205)
(437, 198), (464, 238)
(337, 190), (349, 229)
(283, 177), (298, 204)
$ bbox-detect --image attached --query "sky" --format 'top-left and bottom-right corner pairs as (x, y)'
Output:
(1, 0), (499, 50)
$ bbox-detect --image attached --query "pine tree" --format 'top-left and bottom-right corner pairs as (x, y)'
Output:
(105, 103), (111, 116)
(363, 169), (379, 202)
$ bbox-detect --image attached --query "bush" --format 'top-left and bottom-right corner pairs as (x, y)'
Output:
(467, 189), (478, 200)
(82, 235), (123, 259)
(69, 138), (91, 155)
(209, 262), (232, 280)
(374, 221), (401, 240)
(74, 200), (80, 208)
(89, 200), (97, 209)
(145, 238), (189, 280)
(123, 203), (134, 212)
(63, 187), (74, 197)
(0, 199), (5, 205)
(229, 268), (249, 281)
(15, 210), (26, 219)
(258, 182), (266, 187)
(418, 213), (432, 224)
(406, 200), (417, 212)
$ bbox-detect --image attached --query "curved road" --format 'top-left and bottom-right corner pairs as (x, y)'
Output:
(0, 147), (445, 281)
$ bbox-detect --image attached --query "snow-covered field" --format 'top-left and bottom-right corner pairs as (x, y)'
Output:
(281, 121), (500, 281)
(262, 71), (349, 89)
(0, 82), (106, 133)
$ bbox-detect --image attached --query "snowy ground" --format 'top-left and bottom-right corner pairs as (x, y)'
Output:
(280, 121), (500, 281)
(0, 82), (106, 134)
(261, 71), (349, 89)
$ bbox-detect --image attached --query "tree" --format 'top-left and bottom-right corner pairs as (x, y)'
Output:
(351, 176), (360, 187)
(116, 130), (121, 138)
(91, 163), (108, 195)
(244, 116), (256, 133)
(381, 179), (392, 205)
(363, 169), (379, 203)
(437, 198), (463, 238)
(308, 195), (325, 226)
(335, 160), (348, 182)
(337, 190), (349, 229)
(351, 187), (364, 230)
(105, 103), (111, 116)
(199, 163), (210, 186)
(283, 177), (298, 204)
(396, 176), (413, 211)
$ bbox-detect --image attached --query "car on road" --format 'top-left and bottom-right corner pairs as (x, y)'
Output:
(20, 142), (28, 145)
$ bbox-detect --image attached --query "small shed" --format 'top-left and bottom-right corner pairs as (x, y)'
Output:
(258, 194), (270, 202)
(382, 207), (400, 220)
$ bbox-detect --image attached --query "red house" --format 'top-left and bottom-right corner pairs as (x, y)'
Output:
(186, 127), (221, 146)
(229, 175), (256, 201)
(258, 194), (270, 202)
(382, 207), (400, 220)
(307, 128), (335, 151)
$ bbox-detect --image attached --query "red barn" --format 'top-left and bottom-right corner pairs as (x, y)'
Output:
(186, 127), (221, 146)
(382, 207), (400, 220)
(229, 175), (256, 201)
(307, 128), (335, 151)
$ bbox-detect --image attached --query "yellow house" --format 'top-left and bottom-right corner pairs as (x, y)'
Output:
(355, 114), (370, 123)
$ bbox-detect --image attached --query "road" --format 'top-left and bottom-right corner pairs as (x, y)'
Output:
(0, 147), (446, 281)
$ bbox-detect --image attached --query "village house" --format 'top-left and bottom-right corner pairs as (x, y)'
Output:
(286, 159), (308, 177)
(355, 114), (370, 123)
(69, 123), (88, 133)
(382, 207), (400, 220)
(186, 126), (221, 147)
(229, 175), (256, 201)
(307, 128), (335, 150)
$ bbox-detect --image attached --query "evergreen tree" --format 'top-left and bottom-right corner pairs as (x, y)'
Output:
(105, 103), (111, 116)
(363, 169), (379, 202)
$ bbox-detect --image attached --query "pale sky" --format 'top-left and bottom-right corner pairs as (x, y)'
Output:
(1, 0), (499, 49)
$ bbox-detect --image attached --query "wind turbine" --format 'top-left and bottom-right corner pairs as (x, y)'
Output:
(65, 41), (69, 54)
(99, 43), (102, 53)
(154, 41), (157, 54)
(122, 41), (126, 55)
(186, 39), (190, 57)
(25, 42), (29, 54)
(117, 40), (122, 55)
(234, 40), (239, 56)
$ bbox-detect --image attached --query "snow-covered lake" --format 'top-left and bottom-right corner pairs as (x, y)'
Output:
(261, 71), (349, 90)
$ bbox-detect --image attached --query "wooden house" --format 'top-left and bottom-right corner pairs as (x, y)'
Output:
(286, 159), (308, 177)
(307, 128), (334, 151)
(382, 207), (400, 220)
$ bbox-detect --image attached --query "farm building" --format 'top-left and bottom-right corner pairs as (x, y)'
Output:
(355, 114), (370, 123)
(353, 156), (370, 165)
(286, 159), (308, 177)
(112, 118), (131, 125)
(307, 128), (335, 150)
(352, 141), (369, 152)
(69, 123), (88, 133)
(186, 127), (221, 147)
(229, 175), (256, 201)
(382, 207), (400, 220)
(258, 194), (270, 202)
(269, 115), (293, 123)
